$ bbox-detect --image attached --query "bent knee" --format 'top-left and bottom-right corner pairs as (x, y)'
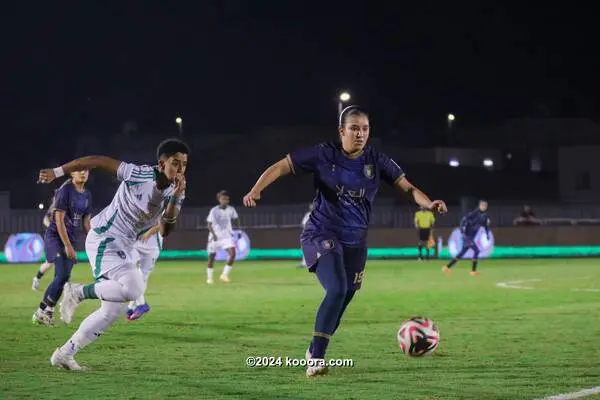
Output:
(326, 286), (348, 303)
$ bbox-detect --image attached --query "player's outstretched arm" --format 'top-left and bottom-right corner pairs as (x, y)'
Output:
(395, 177), (447, 214)
(243, 158), (292, 207)
(38, 156), (122, 184)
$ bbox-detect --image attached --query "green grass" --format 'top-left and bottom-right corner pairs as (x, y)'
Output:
(1, 258), (600, 400)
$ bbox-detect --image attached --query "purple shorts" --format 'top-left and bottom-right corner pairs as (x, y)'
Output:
(301, 235), (368, 290)
(44, 234), (65, 263)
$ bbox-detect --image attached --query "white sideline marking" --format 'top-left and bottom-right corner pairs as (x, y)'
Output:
(495, 279), (541, 290)
(536, 386), (600, 400)
(572, 288), (600, 293)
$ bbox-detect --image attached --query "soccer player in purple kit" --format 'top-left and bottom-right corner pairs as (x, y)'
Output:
(243, 106), (447, 377)
(443, 199), (490, 276)
(32, 171), (92, 326)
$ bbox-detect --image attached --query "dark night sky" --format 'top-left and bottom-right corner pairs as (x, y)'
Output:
(2, 1), (599, 143)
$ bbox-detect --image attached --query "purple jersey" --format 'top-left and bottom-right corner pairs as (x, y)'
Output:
(288, 141), (404, 246)
(45, 181), (92, 246)
(460, 209), (490, 238)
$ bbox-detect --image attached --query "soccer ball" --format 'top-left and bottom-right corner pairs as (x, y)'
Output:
(397, 316), (440, 357)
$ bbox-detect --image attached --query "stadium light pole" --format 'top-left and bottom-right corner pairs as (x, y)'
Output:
(175, 116), (183, 136)
(338, 92), (351, 115)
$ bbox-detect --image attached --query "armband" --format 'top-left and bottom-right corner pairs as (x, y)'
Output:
(53, 167), (65, 178)
(162, 215), (177, 224)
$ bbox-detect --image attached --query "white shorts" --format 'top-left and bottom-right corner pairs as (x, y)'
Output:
(86, 230), (135, 280)
(207, 237), (235, 254)
(131, 245), (160, 277)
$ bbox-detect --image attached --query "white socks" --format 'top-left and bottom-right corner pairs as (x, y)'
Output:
(135, 294), (145, 306)
(61, 301), (123, 356)
(207, 266), (232, 280)
(39, 262), (53, 274)
(127, 295), (145, 309)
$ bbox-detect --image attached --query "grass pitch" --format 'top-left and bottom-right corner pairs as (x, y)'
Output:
(1, 258), (599, 399)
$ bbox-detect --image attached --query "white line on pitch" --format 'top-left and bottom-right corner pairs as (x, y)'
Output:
(495, 279), (541, 290)
(572, 288), (600, 292)
(535, 386), (600, 400)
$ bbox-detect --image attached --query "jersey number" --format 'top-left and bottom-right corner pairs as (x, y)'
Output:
(353, 271), (365, 284)
(117, 251), (126, 260)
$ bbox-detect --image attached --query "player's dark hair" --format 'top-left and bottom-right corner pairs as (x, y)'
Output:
(217, 190), (229, 199)
(338, 105), (369, 128)
(156, 138), (190, 160)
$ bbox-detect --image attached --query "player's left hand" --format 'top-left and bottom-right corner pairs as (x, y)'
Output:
(243, 189), (261, 207)
(38, 169), (56, 184)
(429, 200), (447, 214)
(173, 174), (186, 196)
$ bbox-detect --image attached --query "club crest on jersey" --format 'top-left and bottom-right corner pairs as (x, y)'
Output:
(136, 194), (142, 200)
(321, 240), (334, 250)
(363, 165), (375, 179)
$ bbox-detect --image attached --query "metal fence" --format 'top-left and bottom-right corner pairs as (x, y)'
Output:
(4, 203), (600, 233)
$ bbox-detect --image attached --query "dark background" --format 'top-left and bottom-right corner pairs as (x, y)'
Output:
(2, 2), (599, 207)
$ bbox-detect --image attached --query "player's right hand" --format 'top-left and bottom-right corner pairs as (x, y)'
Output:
(243, 190), (261, 207)
(38, 169), (56, 184)
(65, 246), (77, 261)
(173, 174), (186, 197)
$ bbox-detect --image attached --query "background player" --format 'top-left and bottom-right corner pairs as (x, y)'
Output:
(32, 172), (92, 326)
(126, 223), (163, 320)
(414, 206), (435, 261)
(206, 190), (240, 284)
(243, 105), (447, 377)
(37, 138), (188, 370)
(443, 199), (490, 276)
(32, 190), (57, 291)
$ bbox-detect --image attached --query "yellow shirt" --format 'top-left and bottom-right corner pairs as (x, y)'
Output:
(414, 210), (435, 229)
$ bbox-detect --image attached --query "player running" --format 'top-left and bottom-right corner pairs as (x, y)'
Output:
(37, 138), (188, 371)
(443, 199), (490, 276)
(32, 190), (58, 291)
(32, 172), (92, 326)
(206, 190), (240, 284)
(243, 105), (447, 377)
(126, 223), (163, 320)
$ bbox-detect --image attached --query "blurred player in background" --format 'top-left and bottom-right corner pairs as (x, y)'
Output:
(443, 199), (490, 276)
(126, 223), (163, 321)
(37, 138), (188, 370)
(300, 203), (314, 267)
(32, 172), (92, 326)
(206, 190), (240, 284)
(414, 206), (435, 261)
(32, 190), (58, 290)
(243, 105), (447, 377)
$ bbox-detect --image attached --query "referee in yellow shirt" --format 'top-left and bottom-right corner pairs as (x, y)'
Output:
(414, 207), (435, 260)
